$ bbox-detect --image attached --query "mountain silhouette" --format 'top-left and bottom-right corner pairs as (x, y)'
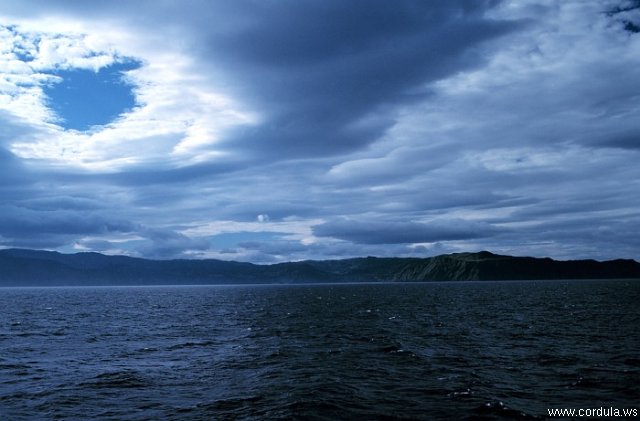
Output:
(0, 249), (638, 286)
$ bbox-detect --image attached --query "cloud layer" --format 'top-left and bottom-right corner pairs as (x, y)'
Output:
(0, 0), (639, 262)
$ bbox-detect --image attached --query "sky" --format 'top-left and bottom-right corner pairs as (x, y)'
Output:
(0, 0), (639, 263)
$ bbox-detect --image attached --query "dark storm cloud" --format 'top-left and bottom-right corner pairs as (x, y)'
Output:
(0, 205), (136, 237)
(0, 195), (206, 258)
(0, 203), (139, 250)
(84, 160), (246, 186)
(0, 112), (36, 186)
(0, 147), (28, 185)
(313, 217), (501, 245)
(204, 1), (520, 158)
(594, 130), (640, 149)
(486, 214), (640, 261)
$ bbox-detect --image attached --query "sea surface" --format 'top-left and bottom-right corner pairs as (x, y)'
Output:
(0, 280), (638, 420)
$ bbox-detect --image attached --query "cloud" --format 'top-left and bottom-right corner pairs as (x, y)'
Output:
(0, 1), (638, 262)
(0, 147), (30, 186)
(0, 21), (255, 171)
(313, 217), (502, 245)
(202, 1), (521, 159)
(1, 1), (522, 170)
(0, 204), (137, 250)
(134, 227), (211, 259)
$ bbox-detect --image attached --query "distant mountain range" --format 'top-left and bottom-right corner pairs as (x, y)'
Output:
(0, 248), (639, 286)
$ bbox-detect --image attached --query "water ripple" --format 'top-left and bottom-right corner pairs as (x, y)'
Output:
(0, 280), (637, 419)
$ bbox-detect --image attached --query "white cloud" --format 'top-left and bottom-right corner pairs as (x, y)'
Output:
(0, 20), (258, 171)
(182, 218), (322, 243)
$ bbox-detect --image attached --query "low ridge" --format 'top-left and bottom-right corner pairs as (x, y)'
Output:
(0, 248), (638, 286)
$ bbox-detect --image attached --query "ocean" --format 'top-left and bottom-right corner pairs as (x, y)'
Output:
(1, 280), (638, 420)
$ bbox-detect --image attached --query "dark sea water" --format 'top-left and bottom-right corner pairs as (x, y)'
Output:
(0, 280), (638, 420)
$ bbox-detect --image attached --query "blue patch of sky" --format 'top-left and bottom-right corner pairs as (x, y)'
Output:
(43, 60), (141, 131)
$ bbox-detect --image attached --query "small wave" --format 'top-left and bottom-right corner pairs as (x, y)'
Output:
(380, 344), (402, 353)
(448, 388), (474, 398)
(568, 375), (602, 389)
(623, 357), (640, 367)
(15, 332), (49, 338)
(79, 370), (148, 389)
(132, 346), (159, 354)
(174, 395), (265, 417)
(167, 340), (215, 350)
(378, 344), (416, 358)
(0, 363), (31, 370)
(198, 395), (263, 411)
(472, 400), (542, 420)
(536, 353), (579, 366)
(285, 399), (346, 418)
